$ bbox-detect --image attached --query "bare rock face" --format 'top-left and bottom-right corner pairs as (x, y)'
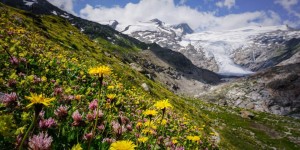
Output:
(132, 45), (221, 96)
(201, 63), (300, 118)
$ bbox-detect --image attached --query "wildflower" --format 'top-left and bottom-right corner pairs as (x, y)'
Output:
(187, 135), (200, 142)
(88, 65), (112, 77)
(89, 99), (98, 110)
(118, 115), (130, 125)
(33, 76), (42, 84)
(71, 143), (83, 150)
(141, 129), (155, 135)
(154, 99), (172, 110)
(53, 87), (63, 96)
(83, 132), (93, 141)
(126, 124), (133, 131)
(143, 109), (158, 118)
(106, 94), (116, 100)
(107, 85), (114, 90)
(138, 137), (149, 143)
(86, 113), (94, 122)
(7, 79), (17, 87)
(75, 95), (82, 100)
(97, 124), (105, 132)
(102, 138), (116, 144)
(109, 140), (136, 150)
(25, 93), (55, 108)
(9, 56), (19, 65)
(112, 121), (126, 137)
(144, 121), (157, 129)
(2, 92), (18, 107)
(28, 132), (53, 150)
(136, 122), (143, 129)
(72, 110), (83, 126)
(54, 105), (68, 119)
(161, 119), (168, 125)
(39, 118), (57, 129)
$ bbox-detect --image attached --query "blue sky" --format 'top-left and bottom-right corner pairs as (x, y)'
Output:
(47, 0), (300, 31)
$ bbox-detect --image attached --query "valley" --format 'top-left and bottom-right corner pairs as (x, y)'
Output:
(1, 0), (300, 149)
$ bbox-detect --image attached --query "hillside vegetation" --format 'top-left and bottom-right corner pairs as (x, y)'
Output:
(1, 3), (300, 150)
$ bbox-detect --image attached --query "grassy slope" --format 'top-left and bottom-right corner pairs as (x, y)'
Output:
(1, 3), (300, 149)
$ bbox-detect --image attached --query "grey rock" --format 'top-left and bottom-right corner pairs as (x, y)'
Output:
(141, 83), (150, 91)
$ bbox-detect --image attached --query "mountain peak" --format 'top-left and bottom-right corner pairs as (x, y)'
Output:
(171, 23), (194, 34)
(150, 18), (163, 25)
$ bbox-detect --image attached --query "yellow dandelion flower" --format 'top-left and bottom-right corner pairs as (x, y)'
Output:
(88, 65), (112, 77)
(142, 129), (155, 135)
(25, 93), (55, 108)
(187, 136), (200, 142)
(161, 119), (167, 125)
(137, 137), (149, 143)
(172, 139), (178, 144)
(144, 121), (157, 129)
(109, 140), (136, 150)
(143, 109), (158, 117)
(75, 95), (82, 100)
(154, 99), (172, 110)
(71, 143), (83, 150)
(136, 122), (143, 128)
(107, 94), (117, 100)
(107, 85), (114, 90)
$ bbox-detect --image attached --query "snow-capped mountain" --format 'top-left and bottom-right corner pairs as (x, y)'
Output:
(108, 19), (300, 76)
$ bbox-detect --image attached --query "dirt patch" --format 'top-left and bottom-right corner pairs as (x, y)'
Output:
(250, 122), (282, 139)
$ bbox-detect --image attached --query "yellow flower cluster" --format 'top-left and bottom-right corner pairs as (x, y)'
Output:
(88, 65), (112, 77)
(187, 135), (200, 142)
(137, 137), (149, 143)
(107, 93), (117, 100)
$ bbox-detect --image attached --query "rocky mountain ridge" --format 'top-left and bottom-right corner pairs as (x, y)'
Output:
(110, 19), (300, 76)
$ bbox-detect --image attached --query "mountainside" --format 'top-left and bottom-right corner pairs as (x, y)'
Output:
(111, 19), (300, 76)
(1, 0), (221, 94)
(201, 63), (300, 118)
(1, 2), (300, 150)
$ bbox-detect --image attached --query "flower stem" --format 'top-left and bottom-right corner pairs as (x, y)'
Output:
(19, 110), (38, 150)
(88, 76), (103, 150)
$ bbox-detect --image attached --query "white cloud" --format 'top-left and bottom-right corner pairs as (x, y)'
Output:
(275, 0), (300, 18)
(179, 0), (188, 5)
(79, 0), (281, 31)
(47, 0), (76, 15)
(215, 0), (236, 9)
